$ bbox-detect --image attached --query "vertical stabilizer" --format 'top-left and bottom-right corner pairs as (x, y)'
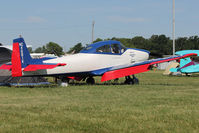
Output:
(12, 37), (32, 77)
(179, 58), (191, 68)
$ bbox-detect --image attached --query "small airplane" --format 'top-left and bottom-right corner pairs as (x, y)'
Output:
(0, 46), (12, 64)
(170, 50), (199, 75)
(0, 37), (196, 86)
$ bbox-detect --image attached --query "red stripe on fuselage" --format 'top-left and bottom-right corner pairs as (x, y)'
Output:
(11, 42), (22, 77)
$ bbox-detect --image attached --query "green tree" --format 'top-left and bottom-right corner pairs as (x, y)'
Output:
(115, 38), (133, 48)
(45, 42), (64, 56)
(188, 36), (199, 49)
(149, 34), (171, 55)
(93, 38), (103, 43)
(67, 43), (85, 54)
(131, 36), (147, 49)
(33, 35), (199, 58)
(28, 47), (33, 53)
(176, 37), (188, 51)
(34, 47), (45, 53)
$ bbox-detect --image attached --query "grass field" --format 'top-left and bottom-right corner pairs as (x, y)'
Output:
(0, 70), (199, 133)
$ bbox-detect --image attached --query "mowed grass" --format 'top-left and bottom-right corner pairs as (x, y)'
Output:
(0, 71), (199, 133)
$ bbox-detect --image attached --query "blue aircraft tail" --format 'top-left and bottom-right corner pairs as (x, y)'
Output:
(11, 37), (34, 76)
(170, 57), (192, 73)
(169, 50), (199, 73)
(13, 37), (33, 68)
(10, 37), (66, 77)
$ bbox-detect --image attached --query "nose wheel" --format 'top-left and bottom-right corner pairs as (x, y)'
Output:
(124, 75), (139, 85)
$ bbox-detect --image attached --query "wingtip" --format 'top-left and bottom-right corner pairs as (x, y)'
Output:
(182, 53), (197, 58)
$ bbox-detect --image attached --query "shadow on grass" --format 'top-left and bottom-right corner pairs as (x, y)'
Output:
(8, 82), (137, 88)
(5, 75), (196, 88)
(5, 81), (189, 88)
(140, 83), (185, 86)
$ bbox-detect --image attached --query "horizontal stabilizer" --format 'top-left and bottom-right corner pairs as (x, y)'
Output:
(0, 64), (12, 71)
(0, 63), (66, 72)
(23, 63), (66, 71)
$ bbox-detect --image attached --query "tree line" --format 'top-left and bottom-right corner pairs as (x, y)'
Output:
(32, 35), (199, 57)
(31, 42), (64, 56)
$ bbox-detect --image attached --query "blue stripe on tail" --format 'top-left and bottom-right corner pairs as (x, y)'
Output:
(13, 38), (32, 68)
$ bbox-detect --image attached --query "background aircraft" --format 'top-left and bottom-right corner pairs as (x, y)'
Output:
(170, 50), (199, 75)
(0, 37), (196, 86)
(0, 46), (12, 64)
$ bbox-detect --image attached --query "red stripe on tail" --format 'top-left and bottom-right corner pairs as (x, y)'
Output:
(11, 42), (22, 77)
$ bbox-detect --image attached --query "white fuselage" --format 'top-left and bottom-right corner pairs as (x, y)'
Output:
(23, 49), (149, 76)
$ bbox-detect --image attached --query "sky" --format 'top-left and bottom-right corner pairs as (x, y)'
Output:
(0, 0), (198, 50)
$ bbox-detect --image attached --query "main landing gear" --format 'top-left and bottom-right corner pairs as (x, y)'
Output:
(55, 77), (69, 87)
(124, 75), (139, 85)
(55, 75), (138, 86)
(86, 76), (95, 85)
(55, 76), (96, 86)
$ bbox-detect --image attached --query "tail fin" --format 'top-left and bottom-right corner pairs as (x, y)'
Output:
(11, 37), (66, 77)
(179, 58), (192, 68)
(12, 37), (32, 77)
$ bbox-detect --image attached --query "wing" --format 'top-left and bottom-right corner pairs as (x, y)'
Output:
(101, 53), (197, 82)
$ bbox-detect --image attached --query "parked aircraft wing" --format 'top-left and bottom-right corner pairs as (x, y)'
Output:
(101, 53), (197, 82)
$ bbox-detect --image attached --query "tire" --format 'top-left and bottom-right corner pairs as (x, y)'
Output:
(86, 77), (95, 85)
(124, 78), (134, 85)
(133, 78), (139, 84)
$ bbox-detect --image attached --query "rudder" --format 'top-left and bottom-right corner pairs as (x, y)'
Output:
(12, 37), (32, 77)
